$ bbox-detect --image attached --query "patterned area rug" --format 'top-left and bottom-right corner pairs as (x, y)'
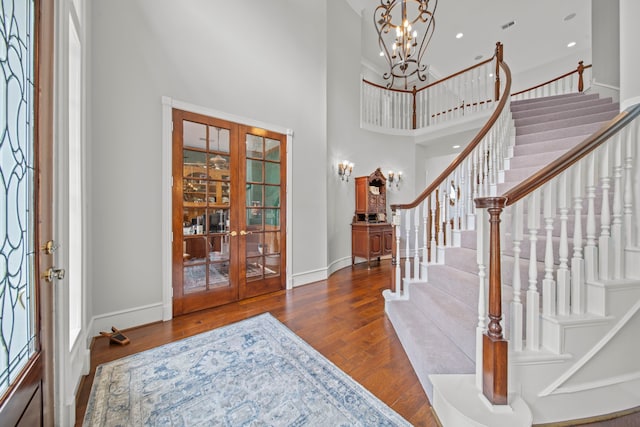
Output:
(83, 313), (410, 426)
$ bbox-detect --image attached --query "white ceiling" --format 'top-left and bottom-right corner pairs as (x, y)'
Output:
(349, 0), (591, 82)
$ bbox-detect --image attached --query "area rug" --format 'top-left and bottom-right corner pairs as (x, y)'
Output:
(83, 313), (410, 426)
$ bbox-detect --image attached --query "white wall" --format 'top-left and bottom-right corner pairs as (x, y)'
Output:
(326, 0), (416, 272)
(620, 0), (640, 110)
(90, 0), (327, 324)
(592, 0), (620, 89)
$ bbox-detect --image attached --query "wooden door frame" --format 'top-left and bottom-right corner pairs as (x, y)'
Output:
(161, 97), (293, 320)
(0, 0), (55, 424)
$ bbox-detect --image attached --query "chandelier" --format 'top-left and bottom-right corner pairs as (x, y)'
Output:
(374, 0), (437, 89)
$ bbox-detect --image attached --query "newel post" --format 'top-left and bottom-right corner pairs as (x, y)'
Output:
(475, 196), (508, 405)
(577, 60), (585, 92)
(494, 42), (503, 102)
(412, 86), (417, 129)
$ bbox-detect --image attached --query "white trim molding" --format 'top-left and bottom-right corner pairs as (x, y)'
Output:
(161, 97), (294, 313)
(292, 267), (329, 288)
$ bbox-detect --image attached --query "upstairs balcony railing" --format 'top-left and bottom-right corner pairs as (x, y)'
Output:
(362, 44), (592, 132)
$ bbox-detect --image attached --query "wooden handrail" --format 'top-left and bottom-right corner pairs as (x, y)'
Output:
(499, 102), (640, 206)
(473, 101), (640, 406)
(511, 62), (593, 98)
(363, 55), (496, 95)
(391, 45), (512, 211)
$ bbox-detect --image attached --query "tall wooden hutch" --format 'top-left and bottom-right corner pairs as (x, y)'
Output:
(351, 168), (393, 267)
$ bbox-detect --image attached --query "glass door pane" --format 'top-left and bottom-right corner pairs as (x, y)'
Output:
(173, 112), (239, 315)
(241, 130), (285, 298)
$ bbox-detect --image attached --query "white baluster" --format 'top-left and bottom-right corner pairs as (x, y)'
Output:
(460, 161), (467, 231)
(511, 203), (524, 352)
(571, 162), (585, 314)
(405, 210), (412, 282)
(414, 208), (421, 280)
(394, 210), (402, 296)
(624, 126), (634, 251)
(542, 181), (557, 317)
(421, 199), (429, 280)
(438, 182), (447, 262)
(585, 153), (598, 282)
(557, 172), (571, 315)
(452, 170), (461, 246)
(611, 135), (623, 279)
(527, 191), (541, 351)
(476, 207), (489, 390)
(445, 180), (453, 247)
(430, 193), (437, 263)
(467, 156), (476, 230)
(599, 145), (612, 279)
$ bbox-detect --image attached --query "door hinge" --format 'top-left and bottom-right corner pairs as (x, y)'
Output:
(171, 176), (174, 187)
(171, 231), (174, 242)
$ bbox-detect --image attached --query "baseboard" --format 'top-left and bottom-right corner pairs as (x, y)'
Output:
(89, 302), (164, 338)
(292, 267), (328, 287)
(328, 256), (352, 276)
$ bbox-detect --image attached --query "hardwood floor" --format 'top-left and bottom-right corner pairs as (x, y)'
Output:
(75, 260), (640, 426)
(75, 260), (437, 426)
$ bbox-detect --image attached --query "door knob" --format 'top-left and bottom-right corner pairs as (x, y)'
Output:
(229, 231), (237, 237)
(240, 230), (253, 236)
(42, 267), (66, 283)
(41, 240), (59, 255)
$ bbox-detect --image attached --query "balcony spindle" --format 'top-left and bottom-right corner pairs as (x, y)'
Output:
(421, 199), (429, 279)
(624, 127), (635, 251)
(405, 210), (412, 282)
(430, 194), (437, 263)
(394, 209), (402, 295)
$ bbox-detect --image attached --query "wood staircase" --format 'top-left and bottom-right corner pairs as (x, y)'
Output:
(384, 93), (640, 425)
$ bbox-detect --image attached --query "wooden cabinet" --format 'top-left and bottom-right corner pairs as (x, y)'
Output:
(354, 168), (387, 222)
(351, 168), (392, 267)
(351, 222), (393, 267)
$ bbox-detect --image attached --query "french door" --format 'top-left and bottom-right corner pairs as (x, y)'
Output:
(172, 110), (286, 316)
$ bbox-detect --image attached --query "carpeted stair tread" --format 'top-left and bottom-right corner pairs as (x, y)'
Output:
(386, 299), (475, 401)
(509, 148), (570, 170)
(513, 101), (618, 128)
(405, 283), (477, 361)
(440, 247), (479, 275)
(511, 97), (614, 121)
(513, 135), (587, 157)
(516, 110), (618, 136)
(515, 121), (607, 145)
(425, 265), (479, 308)
(510, 93), (599, 112)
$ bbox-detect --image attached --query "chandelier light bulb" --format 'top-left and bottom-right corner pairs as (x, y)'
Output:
(413, 30), (417, 38)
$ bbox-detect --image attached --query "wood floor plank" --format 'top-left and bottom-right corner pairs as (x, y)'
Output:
(74, 261), (640, 426)
(74, 261), (432, 425)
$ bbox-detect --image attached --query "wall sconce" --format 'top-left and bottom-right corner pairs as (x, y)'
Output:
(388, 170), (403, 188)
(338, 160), (354, 181)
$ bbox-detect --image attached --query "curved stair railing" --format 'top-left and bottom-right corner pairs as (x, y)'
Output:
(474, 102), (640, 405)
(386, 41), (512, 296)
(511, 61), (593, 101)
(384, 51), (640, 410)
(361, 43), (501, 131)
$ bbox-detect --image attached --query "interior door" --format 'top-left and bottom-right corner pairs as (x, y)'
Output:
(172, 114), (286, 315)
(0, 0), (54, 425)
(240, 127), (286, 299)
(172, 110), (240, 315)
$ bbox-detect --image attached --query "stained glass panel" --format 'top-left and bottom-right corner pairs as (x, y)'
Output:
(0, 0), (36, 396)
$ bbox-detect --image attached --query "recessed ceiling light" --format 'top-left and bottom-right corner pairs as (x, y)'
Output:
(567, 41), (576, 48)
(474, 55), (483, 61)
(456, 32), (463, 39)
(564, 13), (576, 21)
(452, 145), (460, 149)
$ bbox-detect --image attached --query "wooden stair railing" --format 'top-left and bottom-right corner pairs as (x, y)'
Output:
(362, 44), (499, 130)
(511, 61), (593, 100)
(475, 102), (640, 405)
